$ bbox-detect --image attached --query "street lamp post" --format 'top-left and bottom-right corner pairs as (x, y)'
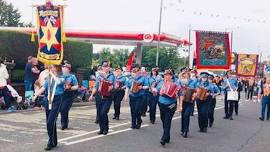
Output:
(156, 0), (164, 66)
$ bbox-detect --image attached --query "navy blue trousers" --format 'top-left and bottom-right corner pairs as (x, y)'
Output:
(158, 102), (176, 142)
(45, 95), (62, 147)
(129, 95), (143, 128)
(181, 102), (194, 133)
(60, 92), (74, 128)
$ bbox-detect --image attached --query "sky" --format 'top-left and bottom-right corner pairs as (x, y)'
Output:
(4, 0), (270, 60)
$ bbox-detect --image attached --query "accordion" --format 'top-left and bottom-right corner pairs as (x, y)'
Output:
(98, 80), (113, 97)
(197, 87), (208, 101)
(131, 81), (141, 93)
(160, 82), (179, 99)
(183, 88), (196, 103)
(115, 80), (123, 91)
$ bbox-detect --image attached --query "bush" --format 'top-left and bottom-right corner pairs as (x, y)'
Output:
(0, 30), (93, 82)
(0, 30), (93, 69)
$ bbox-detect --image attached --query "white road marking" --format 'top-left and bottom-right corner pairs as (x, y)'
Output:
(59, 122), (131, 142)
(62, 104), (227, 145)
(65, 124), (149, 146)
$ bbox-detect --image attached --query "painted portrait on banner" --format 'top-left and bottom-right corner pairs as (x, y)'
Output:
(196, 31), (231, 70)
(236, 54), (258, 77)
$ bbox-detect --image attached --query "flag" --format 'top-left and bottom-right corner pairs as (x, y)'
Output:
(36, 2), (64, 65)
(196, 31), (231, 70)
(126, 51), (135, 71)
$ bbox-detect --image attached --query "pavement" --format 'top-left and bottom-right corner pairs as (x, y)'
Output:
(0, 95), (269, 152)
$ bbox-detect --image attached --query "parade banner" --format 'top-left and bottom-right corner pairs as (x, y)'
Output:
(36, 2), (64, 65)
(196, 31), (231, 69)
(236, 54), (258, 77)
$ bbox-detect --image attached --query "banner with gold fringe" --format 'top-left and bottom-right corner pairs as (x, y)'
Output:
(36, 2), (64, 65)
(236, 54), (258, 77)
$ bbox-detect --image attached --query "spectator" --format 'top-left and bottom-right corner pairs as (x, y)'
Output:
(24, 56), (40, 91)
(0, 57), (12, 109)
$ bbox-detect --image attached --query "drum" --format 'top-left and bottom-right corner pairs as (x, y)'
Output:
(183, 88), (196, 103)
(160, 82), (179, 99)
(197, 87), (208, 101)
(98, 80), (113, 97)
(131, 81), (141, 93)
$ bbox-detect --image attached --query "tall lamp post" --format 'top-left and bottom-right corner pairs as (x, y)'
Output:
(156, 0), (164, 66)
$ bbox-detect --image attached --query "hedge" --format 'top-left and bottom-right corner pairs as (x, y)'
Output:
(0, 30), (93, 82)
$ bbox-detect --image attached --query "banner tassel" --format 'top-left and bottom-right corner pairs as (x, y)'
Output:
(31, 32), (35, 42)
(62, 32), (66, 43)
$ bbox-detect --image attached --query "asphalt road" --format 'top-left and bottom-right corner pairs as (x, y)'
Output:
(0, 96), (269, 152)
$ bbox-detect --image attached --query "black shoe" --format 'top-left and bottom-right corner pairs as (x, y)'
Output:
(160, 140), (166, 146)
(223, 116), (229, 119)
(103, 131), (108, 135)
(182, 132), (188, 138)
(97, 130), (103, 135)
(150, 120), (155, 124)
(191, 113), (194, 116)
(136, 124), (141, 129)
(209, 122), (213, 128)
(165, 139), (170, 143)
(112, 116), (116, 119)
(267, 117), (269, 121)
(115, 117), (120, 120)
(199, 128), (204, 132)
(44, 146), (53, 151)
(95, 120), (99, 124)
(61, 127), (67, 130)
(142, 113), (146, 117)
(229, 117), (233, 120)
(131, 126), (136, 129)
(259, 117), (264, 121)
(235, 112), (238, 116)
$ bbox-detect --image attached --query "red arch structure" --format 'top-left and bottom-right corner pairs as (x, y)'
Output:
(0, 27), (192, 64)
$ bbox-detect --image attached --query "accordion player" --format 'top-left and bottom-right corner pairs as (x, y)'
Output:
(160, 81), (179, 99)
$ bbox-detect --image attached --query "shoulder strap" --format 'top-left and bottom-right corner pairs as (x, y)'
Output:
(227, 79), (233, 91)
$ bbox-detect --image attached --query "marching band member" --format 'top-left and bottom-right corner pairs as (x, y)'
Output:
(208, 74), (220, 127)
(223, 71), (238, 120)
(33, 65), (65, 151)
(178, 71), (196, 138)
(89, 61), (115, 135)
(60, 62), (78, 130)
(141, 66), (150, 117)
(156, 69), (179, 146)
(196, 72), (212, 133)
(125, 64), (148, 129)
(148, 67), (162, 124)
(259, 77), (270, 121)
(112, 66), (126, 120)
(190, 69), (199, 116)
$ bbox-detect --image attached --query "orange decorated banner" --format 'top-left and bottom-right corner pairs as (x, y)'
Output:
(236, 54), (258, 77)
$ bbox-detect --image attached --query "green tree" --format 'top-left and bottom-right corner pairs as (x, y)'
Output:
(112, 48), (129, 67)
(0, 0), (22, 26)
(141, 46), (186, 72)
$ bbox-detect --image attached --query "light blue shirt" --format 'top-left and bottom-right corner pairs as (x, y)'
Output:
(44, 74), (65, 96)
(157, 80), (179, 105)
(127, 75), (147, 97)
(94, 72), (115, 90)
